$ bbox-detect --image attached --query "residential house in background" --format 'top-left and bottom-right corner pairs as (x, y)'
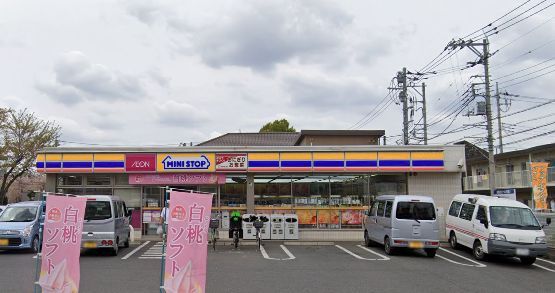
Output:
(462, 142), (555, 209)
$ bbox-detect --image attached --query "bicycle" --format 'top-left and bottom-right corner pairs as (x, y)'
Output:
(253, 219), (263, 250)
(209, 219), (220, 251)
(232, 227), (240, 249)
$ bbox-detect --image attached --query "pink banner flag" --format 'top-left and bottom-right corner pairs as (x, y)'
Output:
(163, 191), (213, 293)
(39, 195), (86, 293)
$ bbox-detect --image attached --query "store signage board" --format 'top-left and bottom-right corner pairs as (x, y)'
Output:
(125, 153), (156, 172)
(38, 196), (87, 293)
(162, 191), (213, 293)
(216, 153), (247, 171)
(129, 173), (226, 185)
(494, 188), (517, 200)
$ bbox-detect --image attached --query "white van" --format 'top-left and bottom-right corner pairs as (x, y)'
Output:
(81, 195), (131, 256)
(363, 195), (440, 257)
(446, 194), (551, 265)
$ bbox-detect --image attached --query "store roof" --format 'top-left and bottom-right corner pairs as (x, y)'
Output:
(198, 130), (385, 146)
(197, 132), (301, 146)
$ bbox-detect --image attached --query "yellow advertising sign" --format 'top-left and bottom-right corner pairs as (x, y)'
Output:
(531, 162), (549, 210)
(156, 153), (215, 172)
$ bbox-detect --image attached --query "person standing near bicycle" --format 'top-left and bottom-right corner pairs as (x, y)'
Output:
(229, 211), (242, 248)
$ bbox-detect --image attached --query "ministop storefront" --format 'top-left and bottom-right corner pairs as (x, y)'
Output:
(36, 143), (465, 240)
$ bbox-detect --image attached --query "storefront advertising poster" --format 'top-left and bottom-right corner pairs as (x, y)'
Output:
(296, 210), (316, 225)
(163, 191), (213, 293)
(341, 210), (363, 225)
(39, 195), (87, 293)
(215, 153), (247, 171)
(531, 162), (549, 209)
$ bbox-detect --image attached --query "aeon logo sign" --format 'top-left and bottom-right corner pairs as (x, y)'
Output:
(125, 154), (156, 172)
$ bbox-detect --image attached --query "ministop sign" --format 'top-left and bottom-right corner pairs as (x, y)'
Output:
(161, 155), (211, 170)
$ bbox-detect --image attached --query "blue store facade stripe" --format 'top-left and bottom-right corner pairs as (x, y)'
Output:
(249, 161), (279, 168)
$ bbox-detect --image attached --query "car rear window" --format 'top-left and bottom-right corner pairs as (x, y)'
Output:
(85, 201), (112, 220)
(396, 201), (436, 220)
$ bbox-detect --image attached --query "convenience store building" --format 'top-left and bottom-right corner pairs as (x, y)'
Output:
(36, 130), (465, 239)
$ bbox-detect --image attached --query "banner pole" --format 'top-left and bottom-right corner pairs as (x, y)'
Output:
(159, 186), (169, 293)
(33, 191), (46, 293)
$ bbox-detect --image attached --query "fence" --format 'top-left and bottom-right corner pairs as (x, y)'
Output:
(464, 166), (555, 190)
(535, 212), (555, 248)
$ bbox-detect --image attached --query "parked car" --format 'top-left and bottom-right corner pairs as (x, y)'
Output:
(81, 195), (131, 256)
(446, 194), (551, 265)
(0, 201), (44, 253)
(363, 195), (440, 257)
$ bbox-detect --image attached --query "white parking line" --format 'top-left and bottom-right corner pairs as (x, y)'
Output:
(335, 245), (388, 261)
(532, 263), (555, 272)
(260, 245), (280, 260)
(121, 241), (151, 260)
(356, 245), (390, 260)
(536, 258), (555, 266)
(437, 247), (486, 268)
(280, 245), (296, 260)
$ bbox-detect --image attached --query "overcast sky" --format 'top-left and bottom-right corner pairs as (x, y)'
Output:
(1, 0), (553, 151)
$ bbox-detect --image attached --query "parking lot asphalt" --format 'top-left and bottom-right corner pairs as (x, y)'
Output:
(1, 241), (555, 293)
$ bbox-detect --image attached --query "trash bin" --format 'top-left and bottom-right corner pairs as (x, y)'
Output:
(221, 211), (230, 229)
(270, 214), (285, 240)
(242, 214), (256, 240)
(284, 214), (299, 240)
(256, 214), (271, 240)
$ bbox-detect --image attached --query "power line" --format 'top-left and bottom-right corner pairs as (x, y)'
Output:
(492, 57), (554, 80)
(462, 0), (533, 40)
(492, 38), (555, 69)
(493, 16), (555, 53)
(496, 62), (555, 84)
(482, 0), (553, 38)
(503, 67), (555, 87)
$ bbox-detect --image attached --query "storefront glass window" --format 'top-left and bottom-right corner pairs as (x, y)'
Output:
(86, 175), (112, 186)
(57, 175), (83, 186)
(114, 174), (129, 186)
(221, 176), (246, 208)
(85, 188), (113, 195)
(58, 188), (84, 195)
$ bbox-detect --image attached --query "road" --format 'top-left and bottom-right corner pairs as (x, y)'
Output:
(1, 241), (555, 293)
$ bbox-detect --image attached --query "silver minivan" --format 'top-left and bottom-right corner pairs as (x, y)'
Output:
(363, 195), (440, 257)
(81, 195), (131, 256)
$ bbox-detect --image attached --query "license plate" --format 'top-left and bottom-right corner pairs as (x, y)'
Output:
(83, 242), (97, 248)
(409, 241), (424, 249)
(0, 239), (8, 246)
(516, 248), (529, 256)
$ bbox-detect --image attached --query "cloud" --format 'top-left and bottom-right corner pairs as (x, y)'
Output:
(36, 51), (146, 104)
(282, 70), (381, 111)
(126, 0), (353, 71)
(155, 100), (210, 126)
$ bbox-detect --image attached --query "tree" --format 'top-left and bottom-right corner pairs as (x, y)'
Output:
(259, 119), (296, 132)
(0, 108), (61, 204)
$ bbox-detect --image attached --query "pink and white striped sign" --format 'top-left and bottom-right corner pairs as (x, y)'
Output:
(163, 191), (213, 293)
(38, 195), (86, 293)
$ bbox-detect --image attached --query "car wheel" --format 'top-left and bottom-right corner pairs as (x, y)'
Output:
(364, 230), (372, 247)
(111, 238), (119, 256)
(384, 236), (395, 255)
(124, 234), (130, 248)
(31, 236), (40, 253)
(472, 240), (486, 261)
(520, 257), (536, 266)
(425, 248), (437, 258)
(449, 231), (459, 250)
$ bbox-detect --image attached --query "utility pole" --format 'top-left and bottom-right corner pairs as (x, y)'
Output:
(422, 82), (428, 145)
(400, 68), (409, 145)
(448, 38), (496, 196)
(495, 82), (503, 153)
